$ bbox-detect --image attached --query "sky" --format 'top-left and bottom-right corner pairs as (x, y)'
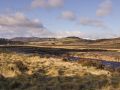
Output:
(0, 0), (120, 39)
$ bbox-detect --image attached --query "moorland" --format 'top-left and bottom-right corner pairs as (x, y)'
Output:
(0, 37), (120, 90)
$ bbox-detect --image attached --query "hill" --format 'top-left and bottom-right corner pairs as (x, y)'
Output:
(91, 37), (120, 45)
(9, 36), (120, 47)
(11, 37), (56, 42)
(0, 38), (24, 45)
(10, 36), (93, 45)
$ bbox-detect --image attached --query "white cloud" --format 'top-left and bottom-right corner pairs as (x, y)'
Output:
(53, 30), (82, 38)
(59, 11), (76, 21)
(96, 0), (112, 16)
(31, 0), (64, 9)
(0, 12), (44, 28)
(80, 17), (108, 28)
(83, 32), (120, 40)
(0, 12), (52, 38)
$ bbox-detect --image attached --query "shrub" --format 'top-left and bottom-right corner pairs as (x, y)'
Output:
(14, 61), (28, 73)
(115, 67), (120, 73)
(79, 60), (105, 69)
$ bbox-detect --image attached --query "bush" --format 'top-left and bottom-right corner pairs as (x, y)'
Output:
(115, 67), (120, 73)
(79, 60), (105, 69)
(14, 61), (28, 73)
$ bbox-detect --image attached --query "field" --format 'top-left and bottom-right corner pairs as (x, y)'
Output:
(0, 45), (120, 90)
(0, 37), (120, 90)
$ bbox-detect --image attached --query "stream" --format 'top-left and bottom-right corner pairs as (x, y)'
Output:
(66, 56), (120, 69)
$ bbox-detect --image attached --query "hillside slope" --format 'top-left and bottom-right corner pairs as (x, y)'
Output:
(10, 37), (120, 46)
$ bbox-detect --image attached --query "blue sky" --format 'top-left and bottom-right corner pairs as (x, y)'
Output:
(0, 0), (120, 39)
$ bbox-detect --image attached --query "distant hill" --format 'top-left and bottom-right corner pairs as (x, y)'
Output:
(56, 36), (93, 45)
(10, 36), (120, 46)
(0, 38), (24, 45)
(10, 36), (93, 45)
(91, 37), (120, 45)
(11, 37), (56, 42)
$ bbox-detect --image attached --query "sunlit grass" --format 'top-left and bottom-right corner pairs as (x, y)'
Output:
(0, 50), (120, 90)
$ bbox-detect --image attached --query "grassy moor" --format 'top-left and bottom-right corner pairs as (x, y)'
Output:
(0, 37), (120, 90)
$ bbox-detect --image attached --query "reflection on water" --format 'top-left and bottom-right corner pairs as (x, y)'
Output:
(66, 56), (120, 69)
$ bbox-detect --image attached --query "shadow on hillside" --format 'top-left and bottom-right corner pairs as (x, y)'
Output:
(0, 46), (108, 57)
(1, 68), (120, 90)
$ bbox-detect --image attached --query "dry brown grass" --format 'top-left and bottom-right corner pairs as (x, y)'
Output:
(0, 51), (120, 90)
